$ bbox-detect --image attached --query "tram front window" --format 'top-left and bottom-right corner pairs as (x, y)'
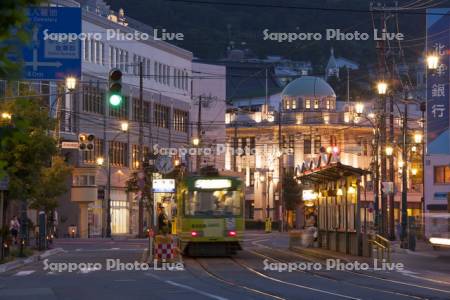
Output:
(185, 190), (241, 217)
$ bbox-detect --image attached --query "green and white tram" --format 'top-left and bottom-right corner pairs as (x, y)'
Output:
(174, 174), (244, 256)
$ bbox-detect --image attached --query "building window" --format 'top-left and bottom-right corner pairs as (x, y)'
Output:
(289, 135), (295, 151)
(83, 139), (104, 164)
(84, 39), (90, 61)
(109, 46), (114, 67)
(434, 166), (450, 184)
(73, 175), (95, 186)
(109, 141), (128, 167)
(109, 96), (129, 119)
(154, 103), (170, 128)
(314, 99), (319, 110)
(314, 135), (321, 154)
(304, 135), (311, 154)
(249, 168), (255, 187)
(330, 135), (337, 146)
(305, 99), (311, 109)
(173, 109), (188, 132)
(132, 99), (150, 122)
(326, 99), (330, 110)
(132, 145), (149, 169)
(250, 137), (256, 154)
(90, 39), (95, 62)
(82, 85), (105, 115)
(240, 137), (247, 156)
(146, 59), (151, 78)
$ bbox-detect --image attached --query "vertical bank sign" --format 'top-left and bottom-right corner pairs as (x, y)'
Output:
(427, 8), (450, 154)
(20, 7), (81, 80)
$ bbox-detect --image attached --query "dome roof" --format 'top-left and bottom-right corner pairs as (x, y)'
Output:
(282, 76), (336, 98)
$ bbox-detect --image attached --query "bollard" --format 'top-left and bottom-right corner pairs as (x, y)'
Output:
(265, 218), (272, 233)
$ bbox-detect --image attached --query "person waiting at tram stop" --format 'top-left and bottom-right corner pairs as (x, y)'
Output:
(157, 204), (170, 235)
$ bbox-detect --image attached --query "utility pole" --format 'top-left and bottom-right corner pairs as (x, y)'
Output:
(233, 120), (237, 172)
(278, 102), (283, 231)
(401, 100), (408, 247)
(196, 95), (202, 172)
(389, 95), (395, 240)
(138, 61), (144, 238)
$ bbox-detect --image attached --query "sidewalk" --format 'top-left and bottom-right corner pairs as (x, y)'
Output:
(289, 239), (450, 279)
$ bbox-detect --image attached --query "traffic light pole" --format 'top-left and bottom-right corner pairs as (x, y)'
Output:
(106, 147), (112, 238)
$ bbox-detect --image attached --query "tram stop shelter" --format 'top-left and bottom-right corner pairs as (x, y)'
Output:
(297, 162), (371, 257)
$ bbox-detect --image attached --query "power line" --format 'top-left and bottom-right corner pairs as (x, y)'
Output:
(165, 0), (450, 16)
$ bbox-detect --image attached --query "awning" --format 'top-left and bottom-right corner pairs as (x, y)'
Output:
(296, 162), (370, 183)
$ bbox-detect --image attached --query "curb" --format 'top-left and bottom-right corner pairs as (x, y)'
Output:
(392, 246), (438, 258)
(291, 246), (352, 263)
(0, 247), (64, 273)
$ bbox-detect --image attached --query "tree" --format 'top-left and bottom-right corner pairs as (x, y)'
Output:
(29, 156), (72, 213)
(0, 94), (71, 243)
(283, 171), (302, 211)
(0, 0), (42, 78)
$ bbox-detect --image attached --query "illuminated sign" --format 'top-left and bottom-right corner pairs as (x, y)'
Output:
(194, 179), (232, 189)
(302, 189), (318, 201)
(152, 179), (175, 193)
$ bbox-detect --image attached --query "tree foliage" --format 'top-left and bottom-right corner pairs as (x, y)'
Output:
(0, 0), (42, 78)
(0, 95), (71, 210)
(29, 156), (72, 212)
(283, 171), (302, 211)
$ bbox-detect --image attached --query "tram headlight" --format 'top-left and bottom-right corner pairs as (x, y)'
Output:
(191, 231), (198, 237)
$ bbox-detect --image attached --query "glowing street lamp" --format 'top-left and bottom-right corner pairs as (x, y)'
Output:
(120, 121), (129, 132)
(96, 157), (104, 166)
(426, 54), (439, 70)
(385, 145), (394, 156)
(1, 112), (12, 120)
(414, 132), (423, 144)
(65, 76), (77, 91)
(377, 81), (388, 95)
(411, 168), (418, 176)
(192, 137), (200, 146)
(355, 102), (364, 115)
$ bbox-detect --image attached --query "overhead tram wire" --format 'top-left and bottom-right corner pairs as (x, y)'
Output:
(166, 0), (450, 16)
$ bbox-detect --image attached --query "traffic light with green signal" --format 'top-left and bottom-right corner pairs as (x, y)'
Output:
(108, 68), (123, 107)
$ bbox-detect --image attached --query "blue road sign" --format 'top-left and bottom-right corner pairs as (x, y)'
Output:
(22, 7), (81, 80)
(427, 8), (450, 154)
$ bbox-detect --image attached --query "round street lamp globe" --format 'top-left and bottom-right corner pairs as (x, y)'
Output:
(109, 94), (122, 106)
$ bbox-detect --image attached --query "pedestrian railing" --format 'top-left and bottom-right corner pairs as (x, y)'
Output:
(369, 234), (391, 263)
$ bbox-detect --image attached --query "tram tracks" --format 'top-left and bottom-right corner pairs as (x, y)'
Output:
(189, 256), (364, 299)
(191, 257), (286, 300)
(247, 240), (450, 300)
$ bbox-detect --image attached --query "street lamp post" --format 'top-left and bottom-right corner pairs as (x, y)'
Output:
(102, 121), (128, 238)
(377, 81), (388, 236)
(401, 101), (408, 248)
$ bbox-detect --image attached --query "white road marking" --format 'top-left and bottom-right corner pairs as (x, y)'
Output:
(114, 279), (136, 282)
(78, 266), (100, 274)
(14, 270), (35, 276)
(165, 280), (229, 300)
(110, 247), (120, 250)
(398, 269), (419, 275)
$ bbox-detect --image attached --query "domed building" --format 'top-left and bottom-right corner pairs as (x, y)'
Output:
(281, 76), (336, 112)
(225, 75), (375, 226)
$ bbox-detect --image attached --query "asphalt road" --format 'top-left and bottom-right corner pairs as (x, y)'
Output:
(0, 233), (449, 300)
